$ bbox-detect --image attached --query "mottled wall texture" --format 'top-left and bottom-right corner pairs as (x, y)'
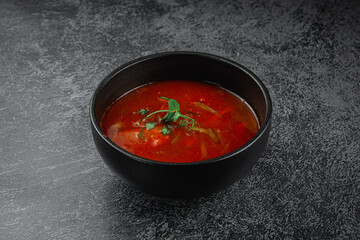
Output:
(1, 0), (359, 239)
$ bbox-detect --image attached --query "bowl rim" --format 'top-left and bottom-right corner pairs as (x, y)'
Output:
(90, 51), (272, 166)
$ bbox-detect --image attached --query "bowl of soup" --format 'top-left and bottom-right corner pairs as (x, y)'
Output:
(90, 51), (272, 198)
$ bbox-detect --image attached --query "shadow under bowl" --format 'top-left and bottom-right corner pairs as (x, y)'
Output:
(90, 51), (272, 199)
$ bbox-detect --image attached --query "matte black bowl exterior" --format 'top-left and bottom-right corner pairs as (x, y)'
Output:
(90, 52), (272, 198)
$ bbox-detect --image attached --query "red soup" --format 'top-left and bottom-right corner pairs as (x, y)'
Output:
(100, 81), (259, 163)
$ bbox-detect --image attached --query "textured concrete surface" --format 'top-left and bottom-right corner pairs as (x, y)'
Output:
(1, 0), (359, 239)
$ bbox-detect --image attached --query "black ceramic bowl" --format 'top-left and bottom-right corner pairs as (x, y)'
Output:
(90, 52), (272, 198)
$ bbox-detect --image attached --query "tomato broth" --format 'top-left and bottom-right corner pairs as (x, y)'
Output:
(100, 81), (259, 163)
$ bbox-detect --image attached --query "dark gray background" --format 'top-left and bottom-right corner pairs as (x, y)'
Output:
(1, 0), (359, 239)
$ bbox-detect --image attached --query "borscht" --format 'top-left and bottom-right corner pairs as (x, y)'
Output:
(100, 81), (259, 163)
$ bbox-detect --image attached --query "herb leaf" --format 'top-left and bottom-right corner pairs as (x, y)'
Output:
(168, 99), (180, 111)
(146, 122), (156, 130)
(139, 109), (150, 115)
(161, 126), (171, 135)
(173, 111), (181, 122)
(162, 111), (175, 122)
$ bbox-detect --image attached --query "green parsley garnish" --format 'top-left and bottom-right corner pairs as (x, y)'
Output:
(145, 122), (156, 130)
(138, 97), (199, 138)
(139, 109), (150, 115)
(161, 125), (171, 135)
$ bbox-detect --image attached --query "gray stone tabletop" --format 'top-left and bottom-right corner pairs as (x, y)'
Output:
(1, 0), (359, 239)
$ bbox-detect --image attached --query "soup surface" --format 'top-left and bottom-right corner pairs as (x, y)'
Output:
(100, 81), (259, 163)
